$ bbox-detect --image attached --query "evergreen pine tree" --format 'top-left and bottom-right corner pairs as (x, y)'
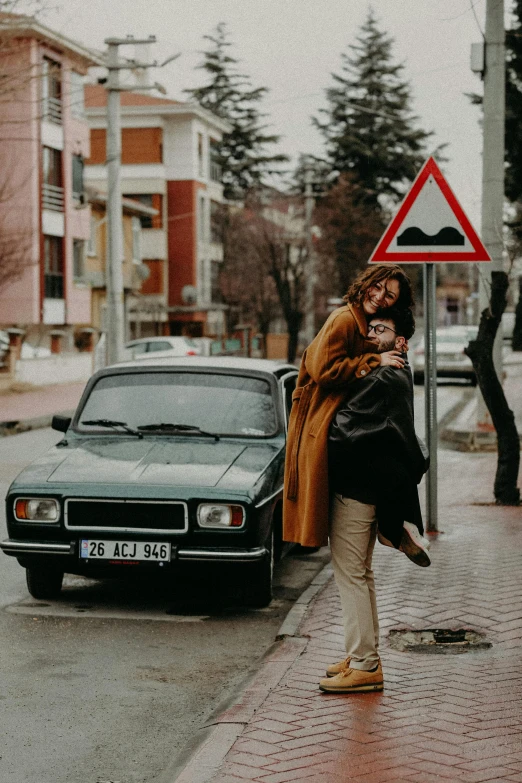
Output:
(185, 23), (287, 200)
(314, 9), (434, 208)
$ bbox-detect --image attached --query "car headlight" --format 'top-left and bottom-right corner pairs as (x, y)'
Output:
(197, 504), (244, 528)
(14, 498), (60, 522)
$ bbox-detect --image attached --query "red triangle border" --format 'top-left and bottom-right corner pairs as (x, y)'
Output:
(369, 157), (491, 263)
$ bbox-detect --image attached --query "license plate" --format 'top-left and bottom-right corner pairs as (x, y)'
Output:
(80, 539), (171, 562)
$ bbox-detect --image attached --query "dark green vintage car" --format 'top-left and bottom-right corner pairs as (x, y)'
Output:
(1, 357), (298, 607)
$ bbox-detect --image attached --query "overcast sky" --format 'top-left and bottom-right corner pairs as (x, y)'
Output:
(44, 0), (503, 227)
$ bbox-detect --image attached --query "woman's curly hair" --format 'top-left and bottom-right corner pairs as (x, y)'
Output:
(343, 264), (414, 311)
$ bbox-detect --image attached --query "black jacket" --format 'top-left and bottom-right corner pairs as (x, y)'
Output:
(328, 359), (429, 546)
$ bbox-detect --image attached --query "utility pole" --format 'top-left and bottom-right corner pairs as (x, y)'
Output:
(104, 35), (158, 365)
(477, 0), (505, 424)
(303, 169), (316, 346)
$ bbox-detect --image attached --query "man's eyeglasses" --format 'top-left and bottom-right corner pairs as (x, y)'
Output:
(368, 323), (397, 336)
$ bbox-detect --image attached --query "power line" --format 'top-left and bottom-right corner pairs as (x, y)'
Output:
(440, 0), (482, 24)
(471, 0), (486, 39)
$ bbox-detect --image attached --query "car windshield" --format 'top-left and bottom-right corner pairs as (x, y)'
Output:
(78, 372), (278, 437)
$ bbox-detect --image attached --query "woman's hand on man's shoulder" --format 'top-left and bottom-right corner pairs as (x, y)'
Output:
(379, 351), (405, 369)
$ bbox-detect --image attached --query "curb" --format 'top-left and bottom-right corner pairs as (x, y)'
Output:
(437, 386), (475, 434)
(0, 409), (75, 438)
(162, 564), (333, 783)
(276, 563), (333, 640)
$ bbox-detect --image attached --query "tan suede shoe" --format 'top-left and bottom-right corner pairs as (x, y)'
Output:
(319, 663), (384, 693)
(325, 657), (351, 677)
(326, 656), (382, 677)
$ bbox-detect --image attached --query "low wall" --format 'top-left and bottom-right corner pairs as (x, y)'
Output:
(15, 353), (93, 386)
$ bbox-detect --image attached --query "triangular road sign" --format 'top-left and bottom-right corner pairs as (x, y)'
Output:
(369, 157), (491, 263)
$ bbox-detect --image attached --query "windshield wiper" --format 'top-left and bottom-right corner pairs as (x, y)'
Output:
(137, 423), (220, 441)
(81, 419), (143, 439)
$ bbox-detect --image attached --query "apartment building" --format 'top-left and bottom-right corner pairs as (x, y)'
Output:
(0, 14), (102, 347)
(84, 84), (231, 338)
(86, 190), (158, 338)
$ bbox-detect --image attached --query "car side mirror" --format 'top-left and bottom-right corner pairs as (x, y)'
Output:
(52, 415), (72, 433)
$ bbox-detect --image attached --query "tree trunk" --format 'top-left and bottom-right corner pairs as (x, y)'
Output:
(465, 271), (520, 505)
(512, 276), (522, 351)
(286, 312), (302, 364)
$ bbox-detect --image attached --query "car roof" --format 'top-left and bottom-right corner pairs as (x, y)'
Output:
(101, 355), (298, 377)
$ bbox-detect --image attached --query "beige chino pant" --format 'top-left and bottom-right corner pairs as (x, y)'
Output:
(329, 494), (380, 671)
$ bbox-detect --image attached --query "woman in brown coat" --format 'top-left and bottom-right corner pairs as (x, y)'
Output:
(283, 264), (415, 548)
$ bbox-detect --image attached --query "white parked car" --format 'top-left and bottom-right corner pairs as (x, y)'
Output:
(0, 331), (51, 363)
(412, 326), (478, 385)
(123, 336), (201, 361)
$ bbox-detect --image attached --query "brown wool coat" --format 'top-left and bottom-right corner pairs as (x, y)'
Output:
(283, 303), (381, 547)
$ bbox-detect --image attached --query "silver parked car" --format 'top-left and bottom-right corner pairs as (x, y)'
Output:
(412, 326), (478, 385)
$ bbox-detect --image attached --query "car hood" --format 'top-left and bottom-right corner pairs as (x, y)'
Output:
(13, 437), (281, 491)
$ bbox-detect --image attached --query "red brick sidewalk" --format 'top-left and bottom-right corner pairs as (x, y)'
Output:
(181, 450), (522, 783)
(0, 382), (85, 425)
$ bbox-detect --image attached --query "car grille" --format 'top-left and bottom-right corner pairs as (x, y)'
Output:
(65, 499), (187, 533)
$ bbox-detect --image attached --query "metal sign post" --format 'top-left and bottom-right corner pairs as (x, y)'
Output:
(424, 263), (438, 532)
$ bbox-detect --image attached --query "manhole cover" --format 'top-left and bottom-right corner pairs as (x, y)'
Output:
(388, 628), (491, 654)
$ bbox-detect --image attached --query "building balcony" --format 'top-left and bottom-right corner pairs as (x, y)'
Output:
(42, 183), (64, 212)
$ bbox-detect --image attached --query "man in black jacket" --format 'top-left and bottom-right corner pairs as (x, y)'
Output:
(319, 307), (430, 694)
(329, 306), (430, 558)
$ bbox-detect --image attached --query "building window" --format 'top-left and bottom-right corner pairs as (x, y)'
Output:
(210, 200), (222, 244)
(42, 147), (62, 186)
(72, 154), (84, 202)
(124, 194), (163, 229)
(69, 71), (84, 117)
(211, 260), (222, 304)
(197, 132), (204, 178)
(87, 215), (97, 256)
(198, 194), (207, 242)
(209, 138), (221, 183)
(41, 57), (62, 124)
(44, 236), (64, 298)
(131, 217), (142, 263)
(73, 239), (86, 282)
(42, 147), (64, 211)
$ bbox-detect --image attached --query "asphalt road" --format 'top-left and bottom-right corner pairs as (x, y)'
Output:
(0, 383), (467, 783)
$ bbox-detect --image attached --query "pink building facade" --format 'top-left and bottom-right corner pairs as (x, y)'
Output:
(0, 15), (102, 346)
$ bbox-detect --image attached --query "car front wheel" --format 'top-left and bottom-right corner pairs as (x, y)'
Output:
(244, 528), (274, 608)
(26, 566), (64, 600)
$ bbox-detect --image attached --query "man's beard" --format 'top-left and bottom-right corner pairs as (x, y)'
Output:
(378, 337), (397, 353)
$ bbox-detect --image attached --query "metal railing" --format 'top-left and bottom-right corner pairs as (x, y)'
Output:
(42, 183), (64, 212)
(42, 96), (62, 125)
